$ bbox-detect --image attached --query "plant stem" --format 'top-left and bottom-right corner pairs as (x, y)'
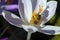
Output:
(0, 26), (9, 38)
(27, 32), (32, 40)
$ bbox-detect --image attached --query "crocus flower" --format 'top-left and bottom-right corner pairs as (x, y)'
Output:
(0, 0), (18, 15)
(2, 0), (60, 35)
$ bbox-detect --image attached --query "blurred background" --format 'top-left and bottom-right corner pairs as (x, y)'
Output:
(0, 0), (60, 40)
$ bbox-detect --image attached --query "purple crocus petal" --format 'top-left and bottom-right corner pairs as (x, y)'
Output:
(2, 10), (23, 28)
(40, 30), (55, 35)
(0, 37), (8, 40)
(0, 5), (18, 15)
(0, 14), (1, 15)
(40, 1), (57, 26)
(2, 5), (18, 10)
(18, 0), (25, 19)
(45, 1), (57, 23)
(38, 25), (60, 35)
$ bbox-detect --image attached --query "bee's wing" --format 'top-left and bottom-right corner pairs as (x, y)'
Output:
(2, 10), (23, 28)
(38, 25), (60, 35)
(35, 0), (47, 13)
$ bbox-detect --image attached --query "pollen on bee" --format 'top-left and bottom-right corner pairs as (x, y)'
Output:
(30, 9), (38, 25)
(30, 6), (43, 26)
(38, 6), (43, 14)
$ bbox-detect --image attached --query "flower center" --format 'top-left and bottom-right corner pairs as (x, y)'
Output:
(30, 6), (43, 27)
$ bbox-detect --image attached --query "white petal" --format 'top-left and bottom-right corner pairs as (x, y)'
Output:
(38, 25), (60, 35)
(2, 10), (23, 28)
(36, 0), (47, 13)
(39, 1), (57, 26)
(46, 1), (57, 23)
(31, 0), (37, 11)
(22, 25), (38, 33)
(23, 0), (32, 22)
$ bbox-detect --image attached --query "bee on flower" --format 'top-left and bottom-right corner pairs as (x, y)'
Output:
(2, 0), (60, 35)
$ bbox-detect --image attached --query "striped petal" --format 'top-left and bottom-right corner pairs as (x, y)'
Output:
(18, 0), (24, 18)
(40, 1), (57, 26)
(45, 1), (57, 23)
(2, 10), (23, 28)
(18, 0), (27, 23)
(38, 25), (60, 35)
(35, 0), (47, 13)
(23, 0), (32, 22)
(31, 0), (37, 11)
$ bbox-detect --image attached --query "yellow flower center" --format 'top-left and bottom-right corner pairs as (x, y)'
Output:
(30, 6), (43, 26)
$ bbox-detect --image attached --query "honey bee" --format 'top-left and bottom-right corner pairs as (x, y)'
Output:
(30, 6), (43, 26)
(30, 6), (49, 26)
